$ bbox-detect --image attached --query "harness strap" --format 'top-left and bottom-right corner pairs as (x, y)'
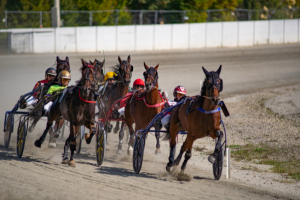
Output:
(78, 89), (96, 104)
(136, 91), (165, 108)
(197, 107), (221, 114)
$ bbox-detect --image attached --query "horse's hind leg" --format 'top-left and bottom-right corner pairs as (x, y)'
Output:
(154, 122), (161, 155)
(166, 130), (178, 172)
(113, 121), (120, 134)
(34, 121), (53, 148)
(48, 117), (64, 148)
(116, 122), (125, 155)
(28, 116), (41, 133)
(208, 130), (224, 164)
(62, 137), (70, 164)
(180, 137), (195, 173)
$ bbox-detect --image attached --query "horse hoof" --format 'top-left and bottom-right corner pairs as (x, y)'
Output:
(34, 140), (41, 148)
(116, 149), (123, 155)
(155, 148), (161, 155)
(62, 159), (69, 164)
(166, 165), (172, 172)
(84, 133), (90, 140)
(69, 160), (76, 167)
(127, 146), (133, 156)
(48, 142), (56, 148)
(113, 127), (120, 134)
(28, 126), (35, 133)
(208, 155), (216, 164)
(106, 144), (110, 151)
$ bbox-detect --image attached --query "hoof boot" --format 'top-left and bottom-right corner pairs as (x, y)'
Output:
(69, 160), (76, 167)
(34, 139), (42, 148)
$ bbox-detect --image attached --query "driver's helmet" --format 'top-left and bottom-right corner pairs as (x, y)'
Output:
(104, 71), (117, 82)
(133, 78), (145, 88)
(45, 67), (57, 79)
(173, 85), (186, 98)
(58, 70), (71, 85)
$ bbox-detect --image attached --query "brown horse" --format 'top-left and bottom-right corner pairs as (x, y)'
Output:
(87, 55), (133, 154)
(34, 59), (97, 166)
(165, 65), (224, 176)
(125, 62), (164, 155)
(90, 59), (105, 92)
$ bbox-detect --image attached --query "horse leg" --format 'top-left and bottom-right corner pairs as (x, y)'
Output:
(28, 115), (41, 133)
(208, 130), (224, 164)
(85, 122), (96, 144)
(126, 120), (135, 156)
(34, 121), (53, 148)
(166, 130), (177, 172)
(116, 121), (125, 155)
(113, 121), (120, 134)
(62, 136), (70, 164)
(180, 136), (195, 174)
(69, 123), (79, 167)
(48, 117), (64, 148)
(154, 122), (161, 155)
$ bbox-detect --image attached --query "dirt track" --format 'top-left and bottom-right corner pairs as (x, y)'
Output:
(0, 44), (300, 200)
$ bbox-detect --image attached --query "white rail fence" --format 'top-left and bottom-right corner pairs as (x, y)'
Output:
(1, 19), (299, 53)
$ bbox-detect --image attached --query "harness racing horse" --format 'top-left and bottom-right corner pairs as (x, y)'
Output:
(86, 55), (133, 155)
(28, 56), (71, 134)
(165, 65), (224, 176)
(35, 59), (97, 166)
(90, 59), (105, 92)
(125, 63), (165, 155)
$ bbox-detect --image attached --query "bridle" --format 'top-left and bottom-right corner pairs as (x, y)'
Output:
(56, 60), (70, 72)
(203, 72), (223, 98)
(82, 64), (96, 90)
(143, 67), (158, 89)
(119, 60), (133, 85)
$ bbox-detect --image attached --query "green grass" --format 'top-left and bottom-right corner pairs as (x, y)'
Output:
(231, 143), (300, 181)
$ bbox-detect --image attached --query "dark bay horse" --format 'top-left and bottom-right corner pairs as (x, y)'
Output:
(35, 59), (96, 166)
(165, 65), (224, 175)
(125, 63), (164, 155)
(90, 59), (105, 91)
(28, 56), (71, 134)
(87, 55), (133, 155)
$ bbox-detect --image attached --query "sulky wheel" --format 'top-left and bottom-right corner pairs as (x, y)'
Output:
(4, 112), (13, 148)
(213, 148), (224, 180)
(76, 126), (84, 155)
(95, 124), (106, 167)
(16, 116), (28, 158)
(132, 135), (145, 174)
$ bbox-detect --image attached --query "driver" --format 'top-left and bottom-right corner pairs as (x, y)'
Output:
(21, 67), (57, 108)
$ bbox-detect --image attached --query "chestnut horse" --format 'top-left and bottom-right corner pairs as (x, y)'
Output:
(87, 55), (133, 154)
(165, 65), (224, 175)
(125, 62), (164, 155)
(28, 56), (71, 134)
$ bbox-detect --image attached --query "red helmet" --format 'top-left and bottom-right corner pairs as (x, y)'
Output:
(133, 78), (145, 87)
(173, 85), (186, 97)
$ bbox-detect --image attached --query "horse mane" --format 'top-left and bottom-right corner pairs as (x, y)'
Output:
(75, 65), (88, 86)
(200, 81), (206, 96)
(111, 63), (120, 76)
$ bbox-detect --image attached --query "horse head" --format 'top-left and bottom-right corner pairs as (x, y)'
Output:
(201, 65), (223, 106)
(81, 59), (96, 97)
(143, 62), (159, 92)
(56, 56), (70, 81)
(117, 55), (133, 86)
(90, 59), (105, 91)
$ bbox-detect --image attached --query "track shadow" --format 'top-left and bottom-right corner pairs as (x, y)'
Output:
(193, 176), (214, 180)
(0, 144), (14, 152)
(95, 166), (158, 180)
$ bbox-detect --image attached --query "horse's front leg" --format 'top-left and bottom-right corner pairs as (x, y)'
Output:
(166, 130), (177, 172)
(62, 136), (70, 164)
(48, 117), (64, 148)
(116, 121), (126, 155)
(208, 130), (223, 164)
(180, 136), (195, 173)
(69, 123), (79, 167)
(85, 122), (95, 144)
(154, 121), (161, 154)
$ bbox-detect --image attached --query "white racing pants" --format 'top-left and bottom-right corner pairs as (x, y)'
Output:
(26, 96), (38, 107)
(118, 107), (125, 116)
(44, 101), (53, 113)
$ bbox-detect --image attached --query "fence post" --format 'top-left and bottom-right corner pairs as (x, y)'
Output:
(248, 9), (251, 20)
(5, 11), (7, 28)
(207, 10), (210, 22)
(182, 10), (186, 23)
(139, 10), (143, 25)
(40, 11), (43, 27)
(154, 11), (158, 24)
(89, 11), (93, 26)
(115, 9), (119, 25)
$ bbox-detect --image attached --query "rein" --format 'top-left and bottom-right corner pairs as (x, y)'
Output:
(136, 89), (165, 108)
(78, 88), (96, 104)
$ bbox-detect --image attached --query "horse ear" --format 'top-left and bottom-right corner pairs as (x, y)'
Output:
(65, 56), (69, 63)
(56, 56), (60, 63)
(144, 62), (149, 70)
(102, 59), (105, 64)
(127, 55), (131, 63)
(216, 65), (222, 75)
(202, 66), (209, 76)
(89, 60), (93, 64)
(118, 56), (122, 64)
(155, 63), (159, 71)
(81, 58), (86, 66)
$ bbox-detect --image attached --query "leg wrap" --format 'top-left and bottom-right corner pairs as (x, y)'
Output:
(181, 150), (192, 171)
(39, 122), (53, 144)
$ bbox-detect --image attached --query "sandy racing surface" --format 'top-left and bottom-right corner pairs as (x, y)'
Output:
(0, 44), (300, 199)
